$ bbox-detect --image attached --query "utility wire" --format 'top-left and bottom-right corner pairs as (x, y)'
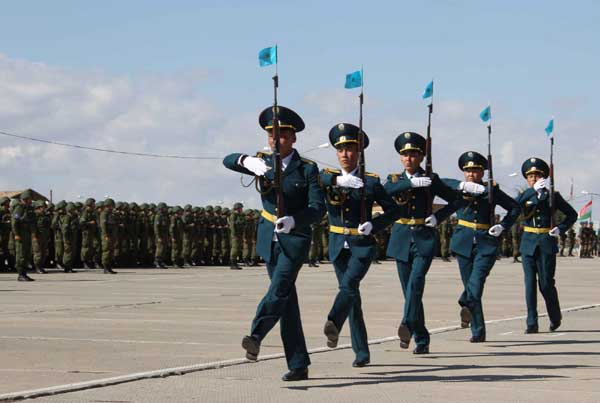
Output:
(0, 130), (222, 160)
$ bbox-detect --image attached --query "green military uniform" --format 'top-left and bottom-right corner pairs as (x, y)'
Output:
(308, 221), (323, 267)
(52, 201), (67, 270)
(153, 203), (169, 268)
(128, 203), (140, 266)
(32, 201), (51, 273)
(12, 190), (36, 281)
(228, 203), (245, 270)
(0, 197), (12, 271)
(567, 227), (576, 256)
(99, 199), (117, 274)
(169, 206), (184, 267)
(221, 208), (232, 265)
(242, 209), (258, 266)
(79, 198), (98, 269)
(515, 158), (577, 333)
(211, 206), (223, 265)
(60, 203), (79, 273)
(223, 105), (326, 380)
(182, 204), (195, 266)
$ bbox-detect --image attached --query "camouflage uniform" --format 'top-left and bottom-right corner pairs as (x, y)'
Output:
(169, 206), (184, 267)
(32, 201), (51, 273)
(99, 198), (117, 273)
(60, 203), (78, 272)
(228, 203), (245, 270)
(153, 203), (169, 268)
(12, 191), (36, 281)
(79, 198), (98, 268)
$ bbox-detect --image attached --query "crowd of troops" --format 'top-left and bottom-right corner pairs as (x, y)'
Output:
(0, 193), (264, 281)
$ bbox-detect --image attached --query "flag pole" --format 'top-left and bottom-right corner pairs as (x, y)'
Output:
(425, 80), (433, 216)
(486, 103), (495, 225)
(358, 65), (366, 223)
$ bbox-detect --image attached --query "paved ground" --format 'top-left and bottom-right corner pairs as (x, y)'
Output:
(0, 256), (599, 402)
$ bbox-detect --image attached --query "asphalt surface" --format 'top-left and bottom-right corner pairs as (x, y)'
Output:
(1, 256), (598, 402)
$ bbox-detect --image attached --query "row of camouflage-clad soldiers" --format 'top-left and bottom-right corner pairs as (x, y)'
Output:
(1, 191), (263, 280)
(308, 215), (598, 265)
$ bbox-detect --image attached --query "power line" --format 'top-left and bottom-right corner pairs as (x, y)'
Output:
(0, 130), (222, 160)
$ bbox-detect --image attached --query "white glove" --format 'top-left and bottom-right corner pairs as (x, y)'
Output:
(242, 156), (269, 176)
(336, 175), (364, 189)
(274, 216), (295, 234)
(549, 227), (560, 237)
(459, 181), (486, 195)
(357, 221), (373, 236)
(425, 214), (437, 227)
(410, 177), (432, 188)
(488, 224), (504, 237)
(533, 178), (547, 192)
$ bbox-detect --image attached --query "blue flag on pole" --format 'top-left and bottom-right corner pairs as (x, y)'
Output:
(479, 105), (491, 122)
(345, 70), (363, 89)
(422, 80), (433, 99)
(258, 46), (277, 67)
(545, 119), (554, 137)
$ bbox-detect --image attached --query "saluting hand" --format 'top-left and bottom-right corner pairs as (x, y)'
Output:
(242, 156), (269, 176)
(410, 177), (432, 188)
(336, 175), (364, 189)
(459, 181), (485, 195)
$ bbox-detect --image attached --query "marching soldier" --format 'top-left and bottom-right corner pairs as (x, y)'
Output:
(438, 151), (520, 342)
(52, 201), (67, 270)
(0, 197), (12, 271)
(320, 123), (399, 367)
(12, 190), (36, 281)
(384, 132), (462, 354)
(169, 206), (184, 267)
(223, 105), (326, 381)
(32, 201), (51, 274)
(221, 208), (232, 266)
(516, 158), (577, 333)
(79, 198), (98, 269)
(228, 202), (245, 270)
(60, 203), (79, 273)
(99, 198), (118, 274)
(153, 203), (169, 268)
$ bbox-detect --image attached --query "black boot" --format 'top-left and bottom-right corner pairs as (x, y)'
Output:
(104, 267), (117, 274)
(35, 265), (47, 274)
(230, 258), (242, 270)
(18, 273), (35, 281)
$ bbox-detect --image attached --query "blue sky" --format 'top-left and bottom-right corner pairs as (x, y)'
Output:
(0, 1), (599, 215)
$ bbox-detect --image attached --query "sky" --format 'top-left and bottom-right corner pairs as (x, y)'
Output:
(0, 1), (598, 219)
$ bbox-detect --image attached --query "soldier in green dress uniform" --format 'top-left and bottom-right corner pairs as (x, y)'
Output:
(12, 190), (36, 281)
(223, 105), (326, 381)
(515, 158), (577, 333)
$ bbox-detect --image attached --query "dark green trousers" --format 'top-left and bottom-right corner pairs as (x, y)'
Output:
(328, 248), (370, 362)
(522, 249), (561, 327)
(250, 242), (310, 370)
(395, 243), (433, 347)
(456, 248), (497, 338)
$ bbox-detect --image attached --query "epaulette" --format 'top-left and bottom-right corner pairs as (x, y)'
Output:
(366, 172), (379, 178)
(300, 157), (316, 165)
(388, 173), (403, 183)
(255, 151), (272, 158)
(323, 167), (341, 174)
(483, 180), (498, 187)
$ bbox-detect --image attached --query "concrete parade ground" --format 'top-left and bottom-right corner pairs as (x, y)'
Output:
(0, 256), (599, 402)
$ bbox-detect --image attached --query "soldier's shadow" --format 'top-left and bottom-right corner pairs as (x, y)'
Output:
(285, 363), (576, 390)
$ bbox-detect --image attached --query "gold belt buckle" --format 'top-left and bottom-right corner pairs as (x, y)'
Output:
(343, 228), (351, 235)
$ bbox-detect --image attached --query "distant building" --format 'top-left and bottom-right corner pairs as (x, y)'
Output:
(0, 189), (50, 202)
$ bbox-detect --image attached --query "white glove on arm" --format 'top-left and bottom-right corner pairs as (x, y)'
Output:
(459, 181), (486, 195)
(410, 177), (432, 188)
(242, 156), (269, 176)
(336, 175), (364, 189)
(357, 221), (373, 236)
(533, 178), (547, 192)
(274, 216), (295, 234)
(549, 227), (560, 237)
(425, 214), (437, 227)
(488, 224), (504, 237)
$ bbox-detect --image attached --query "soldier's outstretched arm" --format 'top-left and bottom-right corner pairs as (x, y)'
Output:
(223, 153), (260, 176)
(371, 178), (401, 233)
(497, 187), (520, 230)
(383, 174), (412, 196)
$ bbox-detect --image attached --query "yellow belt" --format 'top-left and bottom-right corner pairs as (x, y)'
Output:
(395, 218), (425, 225)
(329, 225), (360, 236)
(524, 226), (551, 234)
(458, 219), (491, 230)
(261, 210), (277, 223)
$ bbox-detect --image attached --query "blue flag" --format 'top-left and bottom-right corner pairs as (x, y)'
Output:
(345, 70), (363, 89)
(422, 80), (433, 99)
(545, 119), (554, 137)
(258, 46), (277, 67)
(479, 105), (491, 122)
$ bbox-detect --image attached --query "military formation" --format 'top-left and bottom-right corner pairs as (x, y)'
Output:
(220, 101), (585, 382)
(0, 193), (263, 281)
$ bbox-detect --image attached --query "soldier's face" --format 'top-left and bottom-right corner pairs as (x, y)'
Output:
(267, 128), (296, 157)
(526, 172), (544, 187)
(400, 150), (424, 173)
(336, 143), (359, 172)
(463, 168), (484, 183)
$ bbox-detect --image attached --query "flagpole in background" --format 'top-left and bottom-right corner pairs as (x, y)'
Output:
(546, 117), (555, 227)
(422, 80), (434, 216)
(345, 68), (366, 223)
(479, 104), (494, 224)
(258, 45), (284, 223)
